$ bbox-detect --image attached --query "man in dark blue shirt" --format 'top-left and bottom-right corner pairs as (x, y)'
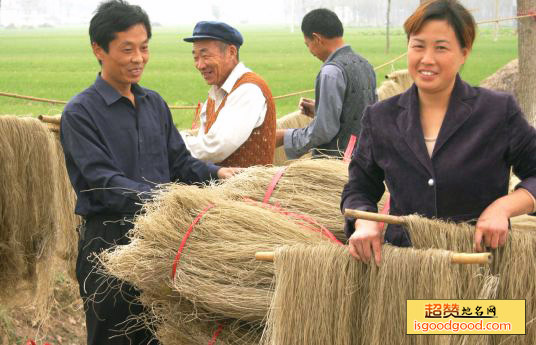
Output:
(60, 1), (236, 344)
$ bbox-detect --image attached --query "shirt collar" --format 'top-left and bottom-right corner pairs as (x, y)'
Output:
(94, 74), (147, 106)
(208, 62), (250, 99)
(323, 44), (350, 66)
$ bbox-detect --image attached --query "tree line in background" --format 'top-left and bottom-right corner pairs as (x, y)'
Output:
(284, 0), (534, 124)
(0, 0), (534, 124)
(285, 0), (518, 28)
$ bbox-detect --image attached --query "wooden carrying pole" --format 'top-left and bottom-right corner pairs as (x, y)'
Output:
(344, 209), (405, 225)
(255, 251), (491, 265)
(38, 114), (61, 125)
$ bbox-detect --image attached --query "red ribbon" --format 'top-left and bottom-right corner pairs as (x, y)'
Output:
(208, 323), (224, 345)
(343, 134), (357, 163)
(263, 167), (288, 204)
(378, 195), (391, 231)
(26, 341), (51, 345)
(170, 204), (215, 279)
(244, 198), (343, 245)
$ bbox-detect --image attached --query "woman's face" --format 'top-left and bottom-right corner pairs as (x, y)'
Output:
(407, 19), (470, 96)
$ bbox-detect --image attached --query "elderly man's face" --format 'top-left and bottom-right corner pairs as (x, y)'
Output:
(192, 40), (237, 87)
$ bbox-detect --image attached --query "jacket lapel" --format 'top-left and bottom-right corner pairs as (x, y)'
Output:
(432, 75), (477, 157)
(396, 85), (434, 175)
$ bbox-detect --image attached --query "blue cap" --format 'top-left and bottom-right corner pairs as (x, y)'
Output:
(183, 21), (243, 47)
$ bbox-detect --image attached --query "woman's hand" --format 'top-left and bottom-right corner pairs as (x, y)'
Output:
(474, 188), (535, 252)
(348, 219), (383, 266)
(474, 204), (509, 252)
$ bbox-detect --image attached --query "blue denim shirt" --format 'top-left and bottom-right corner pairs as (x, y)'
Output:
(60, 75), (219, 217)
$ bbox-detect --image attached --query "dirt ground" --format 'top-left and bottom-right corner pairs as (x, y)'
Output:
(0, 271), (86, 345)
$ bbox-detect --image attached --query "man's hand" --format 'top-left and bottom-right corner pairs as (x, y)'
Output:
(299, 97), (315, 118)
(348, 219), (383, 266)
(217, 167), (242, 179)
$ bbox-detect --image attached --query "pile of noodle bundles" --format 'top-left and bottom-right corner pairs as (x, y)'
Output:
(377, 69), (414, 101)
(398, 214), (536, 344)
(100, 183), (337, 325)
(493, 229), (536, 345)
(386, 69), (414, 90)
(274, 110), (313, 165)
(51, 131), (80, 279)
(377, 80), (406, 101)
(261, 243), (494, 345)
(36, 114), (80, 277)
(0, 116), (59, 310)
(402, 214), (536, 251)
(37, 114), (80, 278)
(214, 158), (388, 242)
(510, 214), (536, 232)
(139, 293), (263, 345)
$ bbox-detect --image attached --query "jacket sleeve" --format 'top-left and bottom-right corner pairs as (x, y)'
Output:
(506, 95), (536, 203)
(163, 103), (220, 184)
(340, 107), (385, 238)
(61, 108), (153, 214)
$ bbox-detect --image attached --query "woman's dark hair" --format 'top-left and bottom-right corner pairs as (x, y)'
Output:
(301, 8), (344, 39)
(89, 0), (152, 51)
(404, 0), (476, 49)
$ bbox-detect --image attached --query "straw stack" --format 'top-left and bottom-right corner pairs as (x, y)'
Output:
(214, 158), (388, 242)
(100, 183), (338, 324)
(0, 116), (59, 311)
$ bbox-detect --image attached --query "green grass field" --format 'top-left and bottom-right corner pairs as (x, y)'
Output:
(0, 26), (517, 128)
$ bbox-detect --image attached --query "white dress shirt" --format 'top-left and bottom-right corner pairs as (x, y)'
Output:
(182, 62), (267, 163)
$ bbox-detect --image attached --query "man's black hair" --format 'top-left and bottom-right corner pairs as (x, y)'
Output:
(301, 8), (343, 39)
(89, 0), (152, 52)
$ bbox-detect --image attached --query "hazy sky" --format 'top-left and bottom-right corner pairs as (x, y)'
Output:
(0, 0), (517, 28)
(0, 0), (291, 27)
(128, 0), (289, 25)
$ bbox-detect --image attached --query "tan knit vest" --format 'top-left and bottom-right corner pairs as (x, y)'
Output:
(205, 72), (276, 168)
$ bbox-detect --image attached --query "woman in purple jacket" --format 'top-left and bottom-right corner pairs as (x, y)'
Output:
(341, 0), (536, 265)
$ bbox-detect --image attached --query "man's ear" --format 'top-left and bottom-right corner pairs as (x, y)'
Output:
(228, 44), (238, 60)
(311, 32), (322, 45)
(92, 42), (105, 63)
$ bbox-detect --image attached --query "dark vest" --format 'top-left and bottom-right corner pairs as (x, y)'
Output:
(313, 46), (377, 158)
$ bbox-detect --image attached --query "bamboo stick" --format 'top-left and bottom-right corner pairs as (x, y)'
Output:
(255, 251), (275, 262)
(451, 252), (491, 265)
(344, 209), (404, 225)
(255, 251), (491, 265)
(0, 91), (67, 104)
(38, 115), (61, 125)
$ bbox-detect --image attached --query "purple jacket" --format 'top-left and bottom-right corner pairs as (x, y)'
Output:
(341, 74), (536, 246)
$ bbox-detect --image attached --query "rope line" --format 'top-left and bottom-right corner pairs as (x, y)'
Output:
(2, 13), (533, 108)
(477, 12), (536, 25)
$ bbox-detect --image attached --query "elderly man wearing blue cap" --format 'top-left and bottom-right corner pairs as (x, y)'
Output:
(182, 21), (276, 168)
